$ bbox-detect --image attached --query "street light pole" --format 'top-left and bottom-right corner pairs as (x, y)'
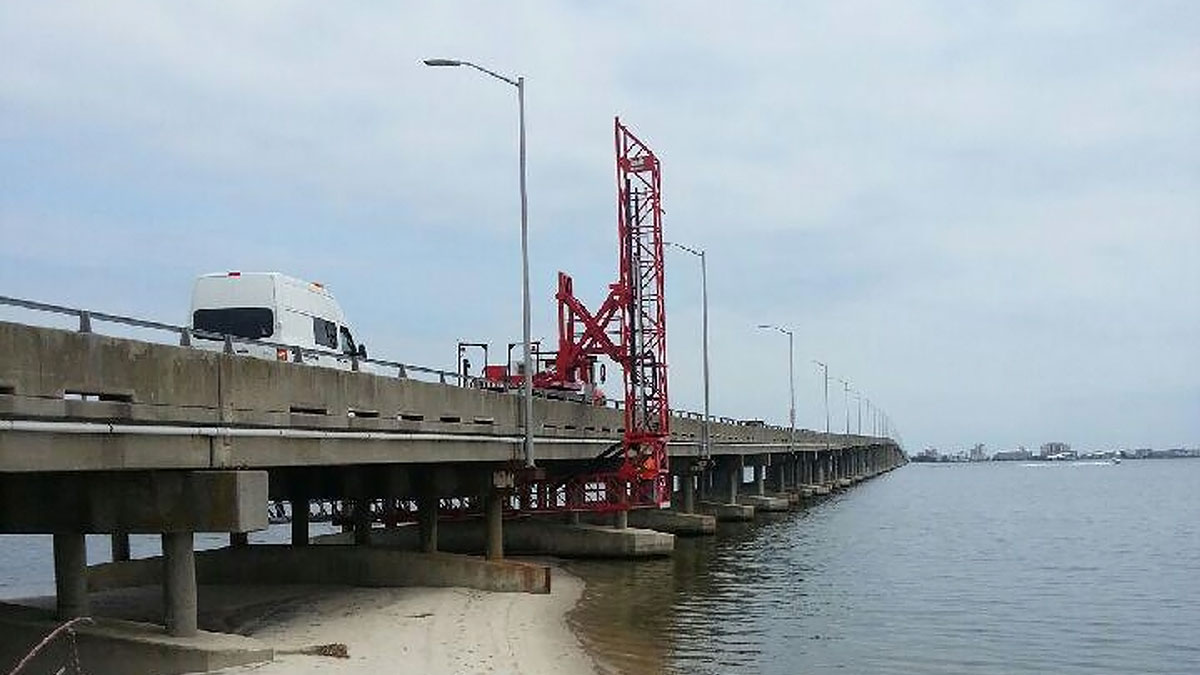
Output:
(756, 325), (795, 455)
(424, 58), (535, 468)
(837, 377), (850, 435)
(813, 360), (829, 453)
(854, 390), (862, 435)
(667, 242), (710, 461)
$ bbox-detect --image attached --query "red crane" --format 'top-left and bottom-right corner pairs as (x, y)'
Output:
(513, 117), (671, 513)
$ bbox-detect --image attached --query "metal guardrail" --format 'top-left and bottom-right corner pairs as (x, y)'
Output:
(0, 294), (470, 386)
(0, 293), (810, 434)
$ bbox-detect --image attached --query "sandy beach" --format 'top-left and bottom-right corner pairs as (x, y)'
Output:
(211, 568), (598, 675)
(10, 566), (599, 675)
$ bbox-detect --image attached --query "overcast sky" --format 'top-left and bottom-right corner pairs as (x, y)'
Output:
(2, 1), (1197, 452)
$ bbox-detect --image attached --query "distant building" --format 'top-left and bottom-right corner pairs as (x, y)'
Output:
(910, 447), (941, 463)
(969, 444), (988, 462)
(993, 448), (1032, 461)
(1040, 442), (1070, 458)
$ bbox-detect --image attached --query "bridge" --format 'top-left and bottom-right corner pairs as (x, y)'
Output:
(0, 300), (905, 672)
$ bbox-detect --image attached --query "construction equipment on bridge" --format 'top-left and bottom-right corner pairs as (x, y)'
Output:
(466, 118), (672, 513)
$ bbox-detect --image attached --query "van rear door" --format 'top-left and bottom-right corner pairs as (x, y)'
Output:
(190, 273), (278, 358)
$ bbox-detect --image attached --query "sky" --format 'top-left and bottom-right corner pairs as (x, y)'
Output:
(1, 1), (1197, 452)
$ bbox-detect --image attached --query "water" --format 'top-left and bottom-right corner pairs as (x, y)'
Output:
(567, 459), (1200, 674)
(0, 523), (335, 600)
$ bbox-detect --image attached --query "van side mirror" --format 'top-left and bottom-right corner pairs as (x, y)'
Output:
(356, 344), (368, 359)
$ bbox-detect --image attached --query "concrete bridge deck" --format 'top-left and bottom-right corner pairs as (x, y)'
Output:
(0, 320), (875, 471)
(0, 318), (906, 673)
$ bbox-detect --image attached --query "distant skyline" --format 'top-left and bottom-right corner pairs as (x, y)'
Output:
(2, 2), (1197, 451)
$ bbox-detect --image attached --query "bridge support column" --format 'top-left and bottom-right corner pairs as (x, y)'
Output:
(614, 510), (629, 529)
(419, 492), (439, 553)
(292, 494), (310, 546)
(727, 457), (741, 503)
(53, 533), (89, 619)
(486, 490), (504, 561)
(162, 531), (198, 637)
(111, 532), (131, 562)
(352, 500), (371, 545)
(754, 460), (766, 496)
(681, 471), (696, 514)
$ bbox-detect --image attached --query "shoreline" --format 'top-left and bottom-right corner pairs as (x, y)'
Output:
(215, 566), (600, 675)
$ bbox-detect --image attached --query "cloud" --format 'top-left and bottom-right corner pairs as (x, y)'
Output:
(2, 0), (1197, 450)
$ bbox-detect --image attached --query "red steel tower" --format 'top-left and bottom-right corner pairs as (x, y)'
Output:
(524, 117), (671, 511)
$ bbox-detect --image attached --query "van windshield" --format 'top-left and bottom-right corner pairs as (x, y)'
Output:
(193, 308), (274, 339)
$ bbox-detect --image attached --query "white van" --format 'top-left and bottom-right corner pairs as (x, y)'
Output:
(189, 272), (366, 369)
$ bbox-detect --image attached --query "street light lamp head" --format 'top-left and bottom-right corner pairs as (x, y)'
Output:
(423, 58), (462, 67)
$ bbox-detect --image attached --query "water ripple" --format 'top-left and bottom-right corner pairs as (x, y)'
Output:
(568, 460), (1200, 675)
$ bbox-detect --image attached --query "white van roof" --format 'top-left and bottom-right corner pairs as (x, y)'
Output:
(193, 272), (344, 320)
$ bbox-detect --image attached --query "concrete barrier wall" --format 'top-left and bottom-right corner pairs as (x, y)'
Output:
(315, 520), (674, 559)
(87, 545), (551, 594)
(0, 602), (271, 675)
(0, 321), (898, 470)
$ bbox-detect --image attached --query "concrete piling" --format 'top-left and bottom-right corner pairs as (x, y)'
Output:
(419, 492), (439, 553)
(486, 491), (504, 561)
(681, 471), (696, 514)
(292, 495), (310, 546)
(162, 531), (198, 637)
(53, 533), (88, 619)
(727, 458), (740, 503)
(111, 532), (131, 562)
(352, 500), (371, 546)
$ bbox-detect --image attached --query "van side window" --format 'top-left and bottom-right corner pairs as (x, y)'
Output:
(339, 326), (357, 355)
(313, 317), (338, 349)
(193, 308), (274, 339)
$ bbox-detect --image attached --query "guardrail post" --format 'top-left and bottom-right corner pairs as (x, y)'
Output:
(77, 310), (92, 333)
(291, 346), (303, 364)
(351, 355), (360, 372)
(397, 364), (407, 379)
(178, 328), (192, 347)
(223, 335), (234, 354)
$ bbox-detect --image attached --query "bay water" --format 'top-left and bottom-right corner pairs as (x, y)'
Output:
(567, 459), (1199, 674)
